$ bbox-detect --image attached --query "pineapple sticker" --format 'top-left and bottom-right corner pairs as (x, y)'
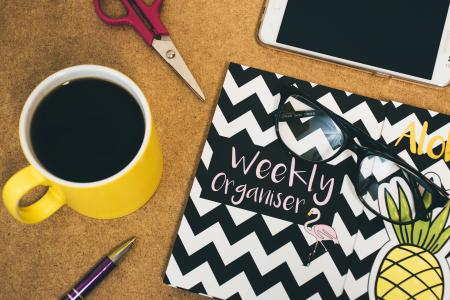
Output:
(371, 180), (450, 300)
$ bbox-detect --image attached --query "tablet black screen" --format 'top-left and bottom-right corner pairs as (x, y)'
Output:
(277, 0), (448, 79)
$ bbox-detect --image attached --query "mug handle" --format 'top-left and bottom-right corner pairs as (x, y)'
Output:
(3, 166), (66, 224)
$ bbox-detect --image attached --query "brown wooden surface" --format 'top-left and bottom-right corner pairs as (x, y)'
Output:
(1, 1), (449, 299)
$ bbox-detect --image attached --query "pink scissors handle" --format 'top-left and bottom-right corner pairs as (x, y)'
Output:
(94, 0), (169, 46)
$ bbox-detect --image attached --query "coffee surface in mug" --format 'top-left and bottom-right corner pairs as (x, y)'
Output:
(30, 78), (145, 183)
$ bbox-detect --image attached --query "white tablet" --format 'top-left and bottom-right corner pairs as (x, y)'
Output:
(259, 0), (450, 87)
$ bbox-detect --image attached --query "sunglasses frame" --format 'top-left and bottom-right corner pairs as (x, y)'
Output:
(275, 86), (448, 225)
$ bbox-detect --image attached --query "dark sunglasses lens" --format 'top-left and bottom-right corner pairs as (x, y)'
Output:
(277, 95), (344, 161)
(358, 155), (432, 223)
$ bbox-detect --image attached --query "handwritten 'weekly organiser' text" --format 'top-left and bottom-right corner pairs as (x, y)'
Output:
(210, 146), (335, 214)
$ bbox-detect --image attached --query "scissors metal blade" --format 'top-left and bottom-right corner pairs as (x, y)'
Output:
(152, 37), (206, 101)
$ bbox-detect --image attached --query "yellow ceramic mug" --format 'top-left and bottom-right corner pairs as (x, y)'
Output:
(2, 65), (163, 224)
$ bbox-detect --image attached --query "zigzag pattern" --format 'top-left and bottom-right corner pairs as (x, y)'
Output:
(343, 272), (370, 300)
(166, 256), (290, 300)
(279, 121), (340, 160)
(223, 71), (280, 114)
(165, 200), (380, 299)
(165, 63), (419, 299)
(382, 113), (450, 146)
(167, 253), (366, 300)
(166, 200), (352, 299)
(183, 198), (352, 262)
(166, 65), (386, 299)
(339, 175), (379, 221)
(344, 102), (450, 300)
(201, 140), (213, 170)
(316, 93), (384, 139)
(328, 150), (358, 166)
(177, 215), (346, 292)
(213, 64), (386, 150)
(212, 107), (277, 147)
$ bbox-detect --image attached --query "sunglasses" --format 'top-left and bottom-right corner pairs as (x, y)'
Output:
(275, 86), (448, 225)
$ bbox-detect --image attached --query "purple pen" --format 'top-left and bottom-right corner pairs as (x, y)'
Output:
(62, 237), (135, 300)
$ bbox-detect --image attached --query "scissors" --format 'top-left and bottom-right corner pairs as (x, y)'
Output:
(94, 0), (206, 101)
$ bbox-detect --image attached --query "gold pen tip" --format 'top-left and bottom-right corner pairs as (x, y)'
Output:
(108, 237), (137, 264)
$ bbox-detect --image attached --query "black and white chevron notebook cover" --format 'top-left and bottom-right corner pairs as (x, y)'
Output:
(163, 63), (450, 299)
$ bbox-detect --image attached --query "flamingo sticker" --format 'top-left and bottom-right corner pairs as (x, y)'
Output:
(304, 207), (339, 265)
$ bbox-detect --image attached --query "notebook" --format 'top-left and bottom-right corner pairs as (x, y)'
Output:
(164, 63), (450, 299)
(344, 102), (450, 300)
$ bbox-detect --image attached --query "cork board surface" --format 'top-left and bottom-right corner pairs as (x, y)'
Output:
(1, 1), (449, 299)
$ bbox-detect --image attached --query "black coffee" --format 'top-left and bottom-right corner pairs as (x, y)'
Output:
(30, 78), (145, 183)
